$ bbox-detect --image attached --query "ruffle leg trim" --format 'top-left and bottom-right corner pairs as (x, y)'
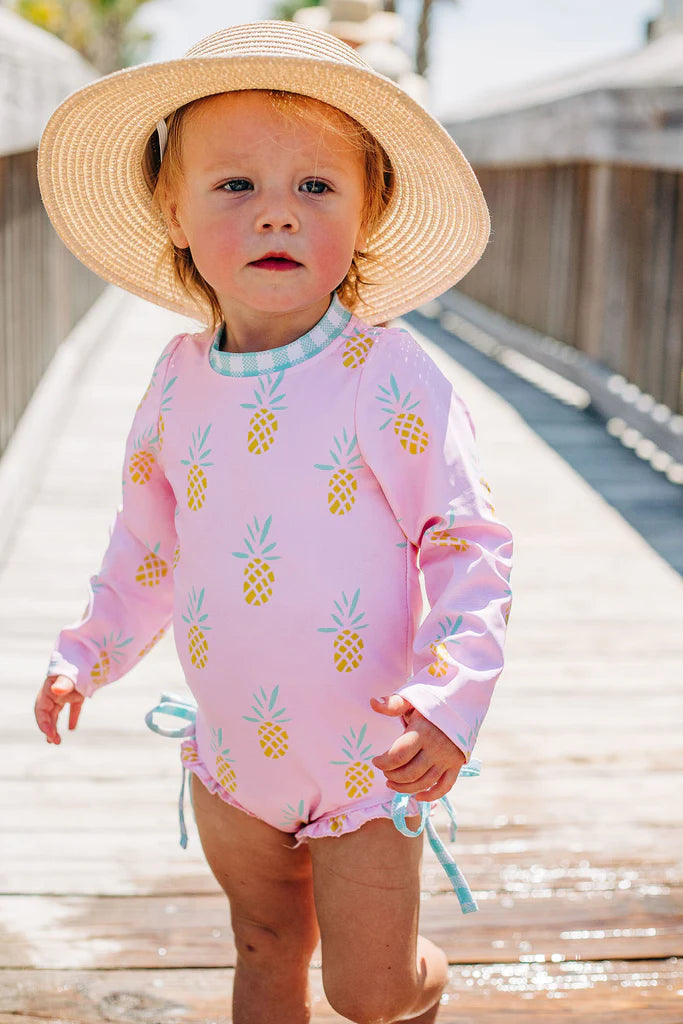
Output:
(295, 794), (424, 844)
(180, 736), (257, 821)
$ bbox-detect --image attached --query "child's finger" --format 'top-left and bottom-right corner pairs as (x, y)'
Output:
(372, 730), (421, 771)
(68, 701), (83, 731)
(412, 767), (460, 802)
(380, 749), (434, 785)
(386, 764), (445, 795)
(370, 694), (413, 718)
(34, 700), (61, 744)
(51, 676), (76, 698)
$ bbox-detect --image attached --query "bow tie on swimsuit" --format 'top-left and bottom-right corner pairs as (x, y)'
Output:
(145, 693), (481, 915)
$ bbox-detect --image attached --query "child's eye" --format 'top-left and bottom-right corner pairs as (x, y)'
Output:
(300, 179), (330, 195)
(221, 179), (252, 192)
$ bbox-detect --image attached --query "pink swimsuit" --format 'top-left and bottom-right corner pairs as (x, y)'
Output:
(50, 295), (513, 841)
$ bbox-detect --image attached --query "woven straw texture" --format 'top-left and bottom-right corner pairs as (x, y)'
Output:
(38, 21), (490, 326)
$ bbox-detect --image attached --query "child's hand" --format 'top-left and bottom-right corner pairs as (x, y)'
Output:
(370, 695), (466, 802)
(34, 675), (84, 744)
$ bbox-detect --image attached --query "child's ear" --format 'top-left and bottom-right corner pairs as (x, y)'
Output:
(158, 189), (189, 249)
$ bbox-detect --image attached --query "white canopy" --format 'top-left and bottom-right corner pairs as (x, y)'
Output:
(0, 8), (93, 157)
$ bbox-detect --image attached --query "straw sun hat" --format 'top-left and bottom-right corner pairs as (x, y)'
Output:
(38, 19), (490, 326)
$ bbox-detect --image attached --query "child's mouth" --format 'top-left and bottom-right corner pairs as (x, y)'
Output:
(250, 253), (302, 271)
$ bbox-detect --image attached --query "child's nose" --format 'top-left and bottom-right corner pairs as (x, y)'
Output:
(254, 193), (300, 233)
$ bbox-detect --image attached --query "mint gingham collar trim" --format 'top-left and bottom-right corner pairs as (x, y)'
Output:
(208, 294), (351, 377)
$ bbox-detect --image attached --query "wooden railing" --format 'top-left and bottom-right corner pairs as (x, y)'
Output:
(456, 162), (683, 415)
(0, 148), (105, 459)
(445, 36), (683, 421)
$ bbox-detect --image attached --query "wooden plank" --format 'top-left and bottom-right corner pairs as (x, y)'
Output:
(2, 961), (683, 1023)
(1, 888), (681, 969)
(546, 166), (575, 343)
(641, 171), (676, 403)
(2, 819), (681, 897)
(2, 812), (681, 896)
(662, 170), (683, 413)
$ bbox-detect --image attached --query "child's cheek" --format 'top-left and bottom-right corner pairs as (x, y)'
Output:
(313, 222), (357, 284)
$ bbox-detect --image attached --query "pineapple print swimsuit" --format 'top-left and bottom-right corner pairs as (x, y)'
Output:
(50, 295), (513, 841)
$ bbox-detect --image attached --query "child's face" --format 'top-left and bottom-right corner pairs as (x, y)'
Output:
(163, 91), (367, 328)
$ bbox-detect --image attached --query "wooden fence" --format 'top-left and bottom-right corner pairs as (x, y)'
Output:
(456, 162), (683, 414)
(0, 148), (105, 459)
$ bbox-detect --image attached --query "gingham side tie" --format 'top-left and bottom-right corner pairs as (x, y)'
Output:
(146, 692), (481, 909)
(391, 758), (481, 916)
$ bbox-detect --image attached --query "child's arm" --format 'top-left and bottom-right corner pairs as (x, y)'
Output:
(356, 328), (513, 790)
(38, 338), (183, 715)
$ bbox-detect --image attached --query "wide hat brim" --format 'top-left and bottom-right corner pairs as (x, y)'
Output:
(38, 20), (490, 326)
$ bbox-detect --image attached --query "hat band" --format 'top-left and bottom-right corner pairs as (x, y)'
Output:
(157, 119), (168, 161)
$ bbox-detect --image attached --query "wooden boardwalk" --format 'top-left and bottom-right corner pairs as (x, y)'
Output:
(1, 290), (682, 1022)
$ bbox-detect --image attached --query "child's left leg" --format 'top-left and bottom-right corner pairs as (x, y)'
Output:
(309, 817), (448, 1024)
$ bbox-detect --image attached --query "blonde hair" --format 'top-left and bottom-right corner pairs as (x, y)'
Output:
(143, 90), (394, 329)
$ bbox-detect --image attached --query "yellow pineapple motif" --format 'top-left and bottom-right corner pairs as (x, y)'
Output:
(331, 725), (375, 799)
(180, 425), (213, 510)
(137, 626), (168, 659)
(128, 428), (158, 485)
(328, 814), (348, 834)
(181, 745), (200, 766)
(182, 587), (211, 669)
(280, 799), (306, 830)
(90, 632), (133, 687)
(172, 542), (181, 571)
(240, 372), (287, 454)
(377, 375), (430, 454)
(314, 430), (363, 515)
(342, 331), (374, 368)
(135, 542), (169, 587)
(157, 375), (177, 451)
(232, 516), (281, 606)
(429, 530), (470, 551)
(318, 589), (367, 672)
(427, 615), (463, 677)
(211, 729), (238, 792)
(503, 587), (512, 625)
(243, 685), (291, 759)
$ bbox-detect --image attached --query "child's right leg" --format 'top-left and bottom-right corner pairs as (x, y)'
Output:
(191, 776), (320, 1024)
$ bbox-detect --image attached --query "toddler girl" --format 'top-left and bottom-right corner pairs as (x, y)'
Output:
(35, 21), (512, 1024)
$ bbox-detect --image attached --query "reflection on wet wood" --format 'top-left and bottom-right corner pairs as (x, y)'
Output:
(2, 889), (681, 969)
(1, 962), (682, 1022)
(3, 822), (682, 898)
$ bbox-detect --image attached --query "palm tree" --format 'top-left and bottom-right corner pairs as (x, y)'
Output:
(273, 0), (323, 20)
(416, 0), (458, 77)
(13, 0), (153, 72)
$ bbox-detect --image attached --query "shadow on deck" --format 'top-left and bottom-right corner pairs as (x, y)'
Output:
(406, 309), (683, 577)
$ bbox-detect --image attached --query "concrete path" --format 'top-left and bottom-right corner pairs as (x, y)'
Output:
(1, 289), (682, 1021)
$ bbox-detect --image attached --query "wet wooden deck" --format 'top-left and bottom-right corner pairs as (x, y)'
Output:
(1, 290), (682, 1022)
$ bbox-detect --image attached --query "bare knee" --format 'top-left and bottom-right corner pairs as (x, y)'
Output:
(232, 913), (318, 972)
(323, 976), (415, 1024)
(323, 940), (448, 1024)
